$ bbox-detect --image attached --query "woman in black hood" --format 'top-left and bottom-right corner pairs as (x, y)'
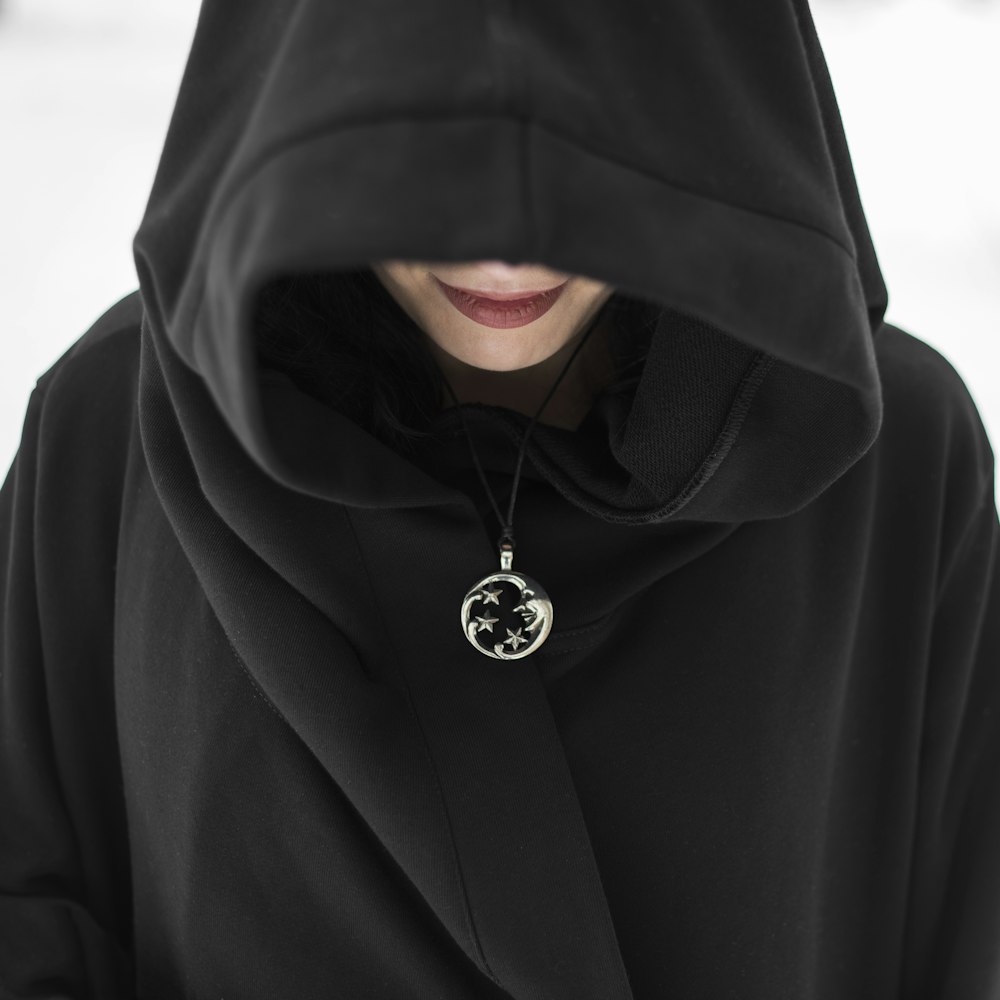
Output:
(1, 0), (997, 997)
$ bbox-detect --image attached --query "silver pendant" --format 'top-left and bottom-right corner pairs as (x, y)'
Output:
(461, 545), (553, 659)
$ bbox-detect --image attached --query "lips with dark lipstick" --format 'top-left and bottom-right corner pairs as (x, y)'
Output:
(433, 276), (568, 329)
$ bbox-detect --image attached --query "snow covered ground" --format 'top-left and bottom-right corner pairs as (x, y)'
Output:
(1, 0), (998, 505)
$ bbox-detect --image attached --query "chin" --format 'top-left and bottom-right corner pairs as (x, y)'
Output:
(450, 350), (533, 373)
(451, 340), (549, 373)
(440, 322), (557, 372)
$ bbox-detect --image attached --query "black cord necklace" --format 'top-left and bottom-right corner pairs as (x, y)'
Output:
(439, 308), (606, 660)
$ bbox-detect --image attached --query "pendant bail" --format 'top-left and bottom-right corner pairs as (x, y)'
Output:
(499, 535), (514, 571)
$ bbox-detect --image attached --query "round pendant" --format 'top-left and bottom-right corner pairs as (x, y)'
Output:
(461, 569), (554, 659)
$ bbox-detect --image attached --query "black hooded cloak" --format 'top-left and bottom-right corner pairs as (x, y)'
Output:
(1, 0), (997, 997)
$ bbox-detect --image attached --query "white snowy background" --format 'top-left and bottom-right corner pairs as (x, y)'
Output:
(1, 0), (998, 507)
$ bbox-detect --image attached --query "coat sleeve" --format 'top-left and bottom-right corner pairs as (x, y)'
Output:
(0, 383), (134, 997)
(900, 466), (1000, 997)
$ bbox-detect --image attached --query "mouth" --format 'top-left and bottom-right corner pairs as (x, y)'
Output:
(433, 277), (568, 329)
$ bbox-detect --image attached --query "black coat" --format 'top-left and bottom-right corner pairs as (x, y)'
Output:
(1, 0), (997, 997)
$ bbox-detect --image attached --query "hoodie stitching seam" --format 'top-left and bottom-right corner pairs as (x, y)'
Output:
(537, 606), (625, 657)
(511, 350), (775, 524)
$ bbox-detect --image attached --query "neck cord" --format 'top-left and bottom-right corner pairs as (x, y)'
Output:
(438, 308), (605, 560)
(442, 308), (608, 661)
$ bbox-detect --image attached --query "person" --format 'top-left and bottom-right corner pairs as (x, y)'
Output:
(1, 0), (997, 996)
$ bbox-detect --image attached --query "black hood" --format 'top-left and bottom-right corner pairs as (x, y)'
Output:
(133, 0), (887, 524)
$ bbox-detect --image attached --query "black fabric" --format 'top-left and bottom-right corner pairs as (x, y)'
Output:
(406, 306), (767, 522)
(2, 1), (999, 998)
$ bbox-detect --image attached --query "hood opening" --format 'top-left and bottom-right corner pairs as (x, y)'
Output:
(251, 267), (660, 454)
(252, 267), (774, 524)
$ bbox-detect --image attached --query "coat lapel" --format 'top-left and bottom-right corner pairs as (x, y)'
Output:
(348, 505), (635, 1000)
(140, 326), (633, 999)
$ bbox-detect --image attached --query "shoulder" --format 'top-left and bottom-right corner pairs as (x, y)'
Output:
(874, 322), (994, 488)
(876, 322), (991, 430)
(28, 289), (144, 451)
(866, 322), (996, 563)
(18, 290), (145, 518)
(35, 288), (144, 398)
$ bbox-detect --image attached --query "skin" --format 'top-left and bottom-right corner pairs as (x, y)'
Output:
(371, 260), (616, 431)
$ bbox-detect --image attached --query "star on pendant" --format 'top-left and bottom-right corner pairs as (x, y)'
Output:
(480, 586), (503, 605)
(473, 613), (499, 633)
(504, 627), (528, 651)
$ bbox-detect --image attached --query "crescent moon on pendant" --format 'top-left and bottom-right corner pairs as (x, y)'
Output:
(460, 570), (554, 660)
